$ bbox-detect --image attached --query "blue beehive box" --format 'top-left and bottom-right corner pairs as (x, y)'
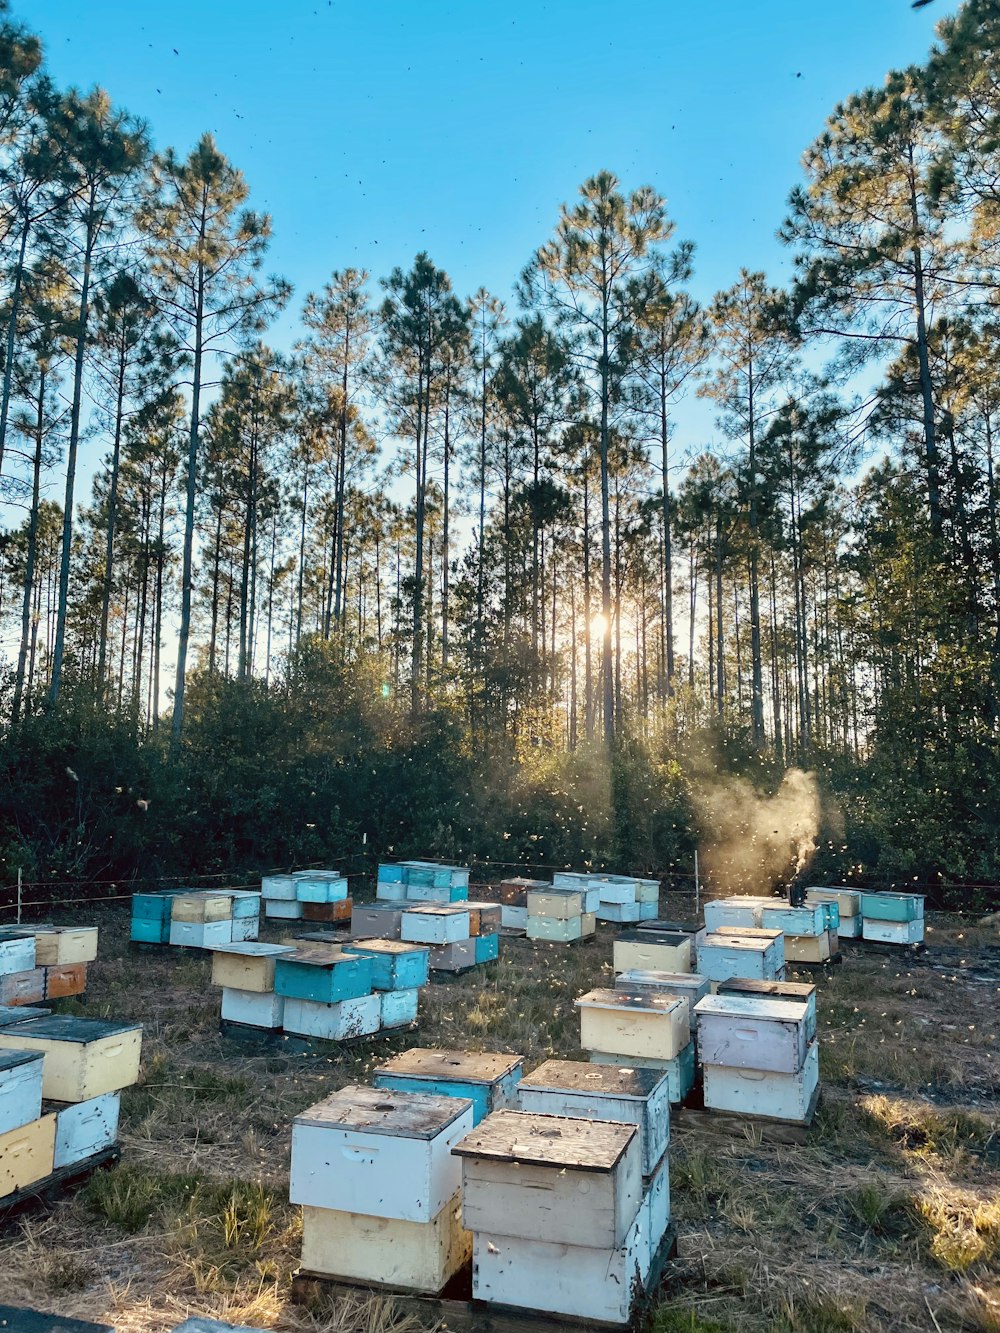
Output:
(130, 893), (177, 943)
(373, 1048), (524, 1125)
(342, 939), (429, 990)
(377, 863), (404, 884)
(860, 892), (924, 923)
(273, 949), (373, 1004)
(475, 933), (499, 964)
(379, 987), (419, 1029)
(294, 875), (348, 904)
(760, 903), (827, 936)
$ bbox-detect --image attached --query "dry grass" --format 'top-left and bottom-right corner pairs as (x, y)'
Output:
(0, 900), (996, 1331)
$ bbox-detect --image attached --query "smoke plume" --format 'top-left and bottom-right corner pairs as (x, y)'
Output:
(695, 767), (821, 896)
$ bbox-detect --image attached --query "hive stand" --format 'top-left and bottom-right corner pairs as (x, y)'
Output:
(0, 1144), (121, 1223)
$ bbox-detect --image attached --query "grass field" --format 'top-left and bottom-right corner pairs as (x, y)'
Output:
(0, 901), (996, 1333)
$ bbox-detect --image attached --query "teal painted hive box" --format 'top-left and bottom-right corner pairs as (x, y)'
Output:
(130, 893), (176, 943)
(273, 949), (373, 1004)
(377, 863), (404, 884)
(294, 875), (348, 904)
(373, 1048), (524, 1125)
(343, 939), (429, 990)
(379, 987), (419, 1028)
(475, 933), (499, 964)
(589, 1040), (697, 1104)
(760, 902), (827, 936)
(860, 892), (924, 922)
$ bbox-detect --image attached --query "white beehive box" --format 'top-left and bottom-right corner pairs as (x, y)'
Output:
(52, 1091), (120, 1169)
(221, 988), (285, 1029)
(0, 935), (36, 976)
(0, 1112), (55, 1194)
(615, 970), (710, 1032)
(301, 1189), (469, 1291)
(577, 988), (688, 1062)
(703, 898), (762, 931)
(0, 1017), (142, 1102)
(716, 978), (817, 1041)
(613, 931), (692, 975)
(380, 988), (419, 1029)
(375, 881), (408, 901)
(282, 993), (380, 1040)
(696, 932), (784, 983)
(702, 1039), (819, 1122)
(470, 1212), (649, 1324)
(863, 918), (924, 945)
(456, 1109), (642, 1250)
(500, 905), (527, 930)
(0, 1049), (44, 1136)
(230, 916), (260, 942)
(599, 878), (640, 905)
(527, 915), (583, 944)
(401, 905), (470, 945)
(261, 875), (297, 901)
(211, 942), (295, 993)
(760, 903), (827, 936)
(695, 995), (811, 1073)
(597, 901), (642, 924)
(517, 1060), (669, 1176)
(291, 1084), (474, 1221)
(31, 927), (98, 967)
(169, 919), (233, 949)
(264, 899), (304, 920)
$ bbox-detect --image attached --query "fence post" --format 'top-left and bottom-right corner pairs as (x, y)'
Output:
(694, 849), (700, 918)
(16, 868), (22, 925)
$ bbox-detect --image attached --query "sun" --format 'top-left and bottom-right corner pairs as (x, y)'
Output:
(590, 613), (608, 639)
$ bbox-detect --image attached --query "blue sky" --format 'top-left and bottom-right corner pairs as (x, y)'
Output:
(22, 0), (956, 458)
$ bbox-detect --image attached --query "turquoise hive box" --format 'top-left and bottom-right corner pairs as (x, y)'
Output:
(273, 950), (373, 1004)
(343, 939), (429, 990)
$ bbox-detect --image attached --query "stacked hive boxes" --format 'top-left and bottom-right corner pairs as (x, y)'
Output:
(261, 871), (350, 927)
(373, 1048), (524, 1124)
(525, 883), (597, 944)
(291, 1084), (474, 1291)
(372, 862), (499, 972)
(0, 926), (96, 1005)
(760, 901), (836, 964)
(694, 989), (818, 1123)
(454, 1106), (667, 1323)
(495, 877), (548, 932)
(860, 892), (925, 945)
(212, 942), (295, 1030)
(0, 1014), (142, 1200)
(376, 861), (470, 904)
(577, 984), (695, 1104)
(697, 925), (785, 986)
(130, 889), (261, 947)
(807, 887), (862, 939)
(554, 871), (659, 924)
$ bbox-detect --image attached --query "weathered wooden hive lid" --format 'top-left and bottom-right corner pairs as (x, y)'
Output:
(694, 994), (810, 1022)
(402, 904), (467, 917)
(575, 987), (686, 1016)
(211, 942), (295, 958)
(701, 931), (771, 950)
(618, 969), (707, 988)
(637, 918), (698, 933)
(717, 977), (815, 1001)
(0, 1005), (49, 1027)
(499, 877), (550, 889)
(0, 1048), (44, 1073)
(0, 926), (35, 941)
(453, 1109), (636, 1170)
(713, 926), (783, 940)
(5, 1016), (141, 1042)
(376, 1047), (521, 1083)
(292, 868), (342, 879)
(520, 1058), (665, 1099)
(0, 1302), (116, 1331)
(294, 1083), (473, 1137)
(280, 947), (355, 968)
(346, 938), (429, 955)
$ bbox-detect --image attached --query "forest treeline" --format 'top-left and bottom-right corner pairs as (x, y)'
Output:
(0, 0), (998, 897)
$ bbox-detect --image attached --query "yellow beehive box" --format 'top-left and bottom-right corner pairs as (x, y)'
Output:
(576, 988), (688, 1061)
(171, 894), (232, 923)
(31, 927), (99, 967)
(784, 931), (832, 964)
(0, 1017), (142, 1102)
(301, 1190), (470, 1290)
(0, 1112), (56, 1195)
(613, 931), (692, 975)
(211, 942), (295, 993)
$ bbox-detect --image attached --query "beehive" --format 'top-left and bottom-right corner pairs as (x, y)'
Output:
(701, 1040), (819, 1122)
(455, 1109), (642, 1249)
(860, 892), (923, 922)
(760, 903), (827, 937)
(290, 1084), (473, 1221)
(263, 899), (304, 920)
(527, 888), (585, 919)
(474, 933), (499, 964)
(282, 993), (381, 1040)
(590, 1041), (697, 1104)
(0, 1005), (49, 1027)
(293, 873), (348, 903)
(0, 1050), (43, 1136)
(261, 875), (297, 901)
(695, 994), (811, 1074)
(169, 919), (233, 949)
(170, 893), (232, 924)
(229, 891), (262, 919)
(43, 964), (87, 1000)
(427, 940), (477, 971)
(598, 877), (641, 906)
(221, 988), (285, 1029)
(374, 1048), (523, 1125)
(170, 1321), (267, 1333)
(342, 939), (430, 990)
(501, 905), (528, 930)
(351, 901), (404, 938)
(230, 916), (260, 942)
(0, 1112), (55, 1194)
(301, 1189), (469, 1290)
(302, 900), (352, 924)
(703, 897), (763, 931)
(784, 931), (833, 962)
(0, 969), (46, 1006)
(52, 1092), (120, 1169)
(807, 887), (861, 937)
(598, 900), (642, 924)
(273, 949), (373, 1004)
(30, 927), (98, 967)
(130, 893), (176, 943)
(400, 905), (471, 945)
(527, 914), (584, 944)
(614, 930), (692, 976)
(576, 989), (688, 1062)
(517, 1059), (669, 1175)
(0, 934), (36, 976)
(696, 931), (784, 983)
(211, 942), (295, 993)
(0, 1017), (142, 1102)
(863, 918), (924, 945)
